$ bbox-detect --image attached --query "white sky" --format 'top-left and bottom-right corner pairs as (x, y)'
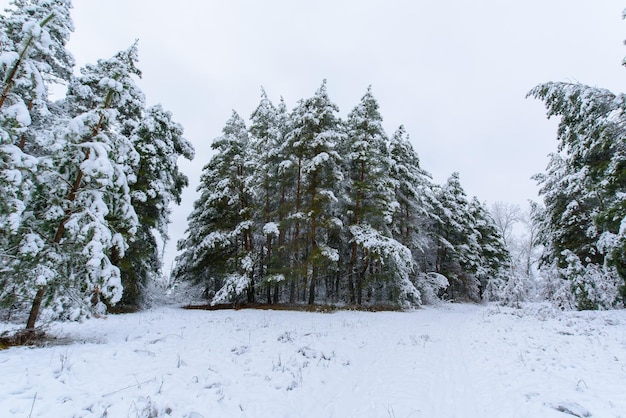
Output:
(3, 1), (625, 274)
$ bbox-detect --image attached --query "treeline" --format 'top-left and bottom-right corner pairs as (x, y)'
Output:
(0, 0), (193, 328)
(174, 82), (510, 307)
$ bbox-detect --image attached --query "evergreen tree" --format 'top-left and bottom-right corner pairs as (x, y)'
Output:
(432, 173), (482, 300)
(0, 0), (74, 308)
(174, 82), (525, 308)
(30, 44), (142, 327)
(174, 111), (254, 303)
(342, 87), (407, 305)
(283, 80), (344, 304)
(387, 125), (438, 268)
(248, 88), (283, 303)
(120, 104), (194, 308)
(529, 82), (626, 308)
(469, 197), (511, 300)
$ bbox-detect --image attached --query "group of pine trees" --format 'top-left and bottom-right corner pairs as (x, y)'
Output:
(174, 82), (511, 307)
(0, 0), (194, 328)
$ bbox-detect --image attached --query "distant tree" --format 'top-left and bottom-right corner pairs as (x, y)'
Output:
(387, 124), (442, 301)
(430, 175), (511, 302)
(490, 201), (521, 248)
(471, 197), (511, 301)
(174, 82), (511, 309)
(518, 200), (542, 278)
(432, 173), (482, 300)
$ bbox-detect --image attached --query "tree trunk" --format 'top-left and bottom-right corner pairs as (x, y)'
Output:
(348, 160), (365, 304)
(25, 287), (46, 329)
(290, 157), (302, 304)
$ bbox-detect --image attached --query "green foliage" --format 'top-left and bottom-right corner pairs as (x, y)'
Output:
(529, 81), (626, 309)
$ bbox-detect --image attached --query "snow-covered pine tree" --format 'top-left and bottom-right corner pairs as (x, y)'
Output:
(20, 44), (143, 328)
(529, 82), (626, 308)
(469, 197), (511, 301)
(248, 88), (284, 303)
(432, 173), (482, 301)
(0, 0), (74, 112)
(387, 126), (433, 249)
(387, 125), (444, 300)
(341, 87), (419, 306)
(284, 80), (344, 304)
(0, 0), (74, 316)
(174, 111), (255, 304)
(120, 104), (194, 308)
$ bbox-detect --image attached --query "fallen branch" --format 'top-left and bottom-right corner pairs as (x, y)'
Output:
(103, 378), (156, 397)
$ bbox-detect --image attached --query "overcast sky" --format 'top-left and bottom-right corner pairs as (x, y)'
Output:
(3, 1), (625, 273)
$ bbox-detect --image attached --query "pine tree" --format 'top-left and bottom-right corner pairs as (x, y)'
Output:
(174, 111), (254, 303)
(529, 82), (626, 308)
(469, 197), (511, 300)
(284, 80), (344, 304)
(20, 44), (143, 328)
(342, 87), (401, 304)
(387, 125), (439, 271)
(0, 0), (75, 318)
(120, 104), (194, 308)
(432, 173), (482, 300)
(248, 88), (284, 303)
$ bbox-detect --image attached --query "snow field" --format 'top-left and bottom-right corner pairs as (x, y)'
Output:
(0, 303), (625, 417)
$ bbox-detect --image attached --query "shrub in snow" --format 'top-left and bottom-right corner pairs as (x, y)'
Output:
(416, 272), (449, 305)
(562, 251), (623, 310)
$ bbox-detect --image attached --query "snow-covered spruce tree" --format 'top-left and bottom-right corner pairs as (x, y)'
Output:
(119, 104), (194, 308)
(21, 44), (143, 328)
(283, 80), (344, 304)
(174, 111), (255, 304)
(341, 87), (419, 306)
(248, 88), (285, 303)
(529, 82), (626, 309)
(0, 0), (74, 310)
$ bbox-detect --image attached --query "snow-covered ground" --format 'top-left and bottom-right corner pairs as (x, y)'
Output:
(1, 303), (625, 417)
